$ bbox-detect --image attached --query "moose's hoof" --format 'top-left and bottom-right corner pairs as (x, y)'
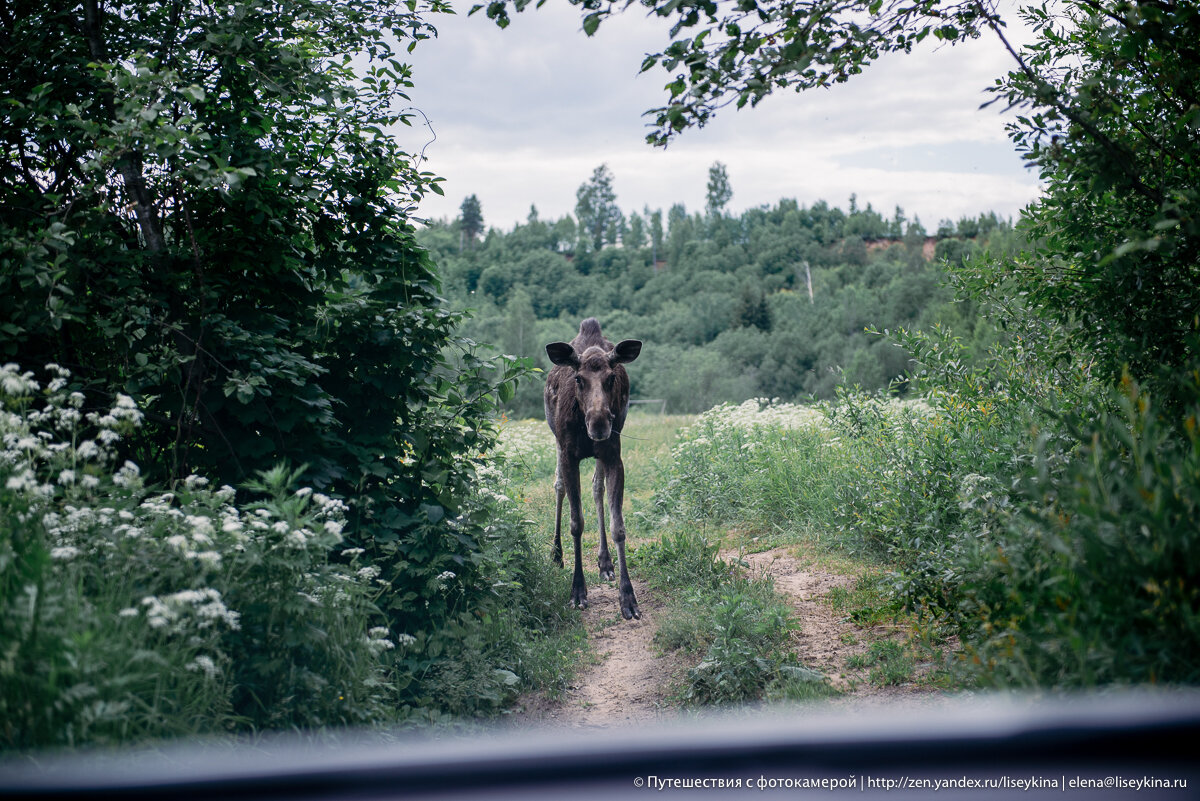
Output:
(599, 568), (615, 581)
(620, 587), (640, 620)
(571, 596), (589, 610)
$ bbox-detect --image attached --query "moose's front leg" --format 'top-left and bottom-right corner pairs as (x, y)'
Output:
(607, 458), (639, 620)
(560, 456), (588, 609)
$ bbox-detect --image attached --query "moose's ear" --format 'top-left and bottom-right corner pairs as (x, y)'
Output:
(546, 342), (579, 368)
(610, 340), (642, 365)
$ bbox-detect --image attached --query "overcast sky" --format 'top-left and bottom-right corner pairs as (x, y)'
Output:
(400, 2), (1042, 232)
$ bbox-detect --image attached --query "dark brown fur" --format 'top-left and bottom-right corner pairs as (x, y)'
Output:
(544, 318), (642, 618)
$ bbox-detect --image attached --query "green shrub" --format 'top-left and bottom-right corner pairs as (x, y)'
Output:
(959, 377), (1200, 688)
(0, 364), (391, 748)
(846, 640), (915, 686)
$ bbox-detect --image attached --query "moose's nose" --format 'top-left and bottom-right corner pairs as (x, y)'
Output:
(586, 412), (613, 442)
(587, 422), (612, 442)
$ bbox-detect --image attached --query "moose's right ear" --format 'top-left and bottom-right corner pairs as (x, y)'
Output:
(546, 342), (579, 368)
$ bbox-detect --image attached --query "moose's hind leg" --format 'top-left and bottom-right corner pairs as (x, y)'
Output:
(594, 462), (615, 580)
(606, 459), (639, 620)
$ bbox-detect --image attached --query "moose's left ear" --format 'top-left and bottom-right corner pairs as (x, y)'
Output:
(610, 339), (642, 365)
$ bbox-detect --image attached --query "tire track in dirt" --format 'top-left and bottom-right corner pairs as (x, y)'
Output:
(512, 577), (687, 728)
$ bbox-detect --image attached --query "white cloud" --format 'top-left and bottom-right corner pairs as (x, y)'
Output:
(402, 2), (1042, 230)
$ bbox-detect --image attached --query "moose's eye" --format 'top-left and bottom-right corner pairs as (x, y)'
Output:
(574, 375), (583, 386)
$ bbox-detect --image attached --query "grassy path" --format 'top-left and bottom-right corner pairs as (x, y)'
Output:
(501, 412), (950, 727)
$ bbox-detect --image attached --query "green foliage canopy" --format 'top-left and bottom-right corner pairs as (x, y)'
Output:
(1, 0), (524, 665)
(476, 0), (994, 145)
(986, 2), (1200, 410)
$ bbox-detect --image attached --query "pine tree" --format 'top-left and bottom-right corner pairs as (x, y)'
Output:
(460, 194), (484, 250)
(705, 161), (733, 218)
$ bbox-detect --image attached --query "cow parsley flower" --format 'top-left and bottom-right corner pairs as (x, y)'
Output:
(186, 654), (219, 679)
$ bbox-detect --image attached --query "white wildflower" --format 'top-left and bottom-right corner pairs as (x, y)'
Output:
(364, 635), (395, 655)
(50, 546), (80, 560)
(6, 471), (34, 492)
(1, 365), (39, 395)
(186, 654), (219, 679)
(185, 515), (214, 537)
(183, 474), (208, 490)
(142, 596), (173, 629)
(113, 461), (141, 488)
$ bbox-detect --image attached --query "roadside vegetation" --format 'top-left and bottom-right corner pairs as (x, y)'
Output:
(3, 0), (1197, 754)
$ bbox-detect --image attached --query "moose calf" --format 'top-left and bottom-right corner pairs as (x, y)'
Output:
(544, 318), (642, 619)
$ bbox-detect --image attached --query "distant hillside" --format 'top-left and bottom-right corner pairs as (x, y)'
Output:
(418, 195), (1022, 418)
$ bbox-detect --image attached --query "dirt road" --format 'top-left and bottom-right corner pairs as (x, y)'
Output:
(513, 547), (946, 727)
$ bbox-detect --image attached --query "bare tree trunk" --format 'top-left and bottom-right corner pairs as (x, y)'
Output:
(83, 0), (165, 254)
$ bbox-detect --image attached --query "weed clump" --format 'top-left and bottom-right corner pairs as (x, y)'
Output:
(635, 529), (834, 706)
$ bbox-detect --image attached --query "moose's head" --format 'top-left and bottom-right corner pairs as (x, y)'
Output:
(546, 338), (641, 442)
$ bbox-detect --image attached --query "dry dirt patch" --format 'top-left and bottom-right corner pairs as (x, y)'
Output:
(733, 547), (949, 707)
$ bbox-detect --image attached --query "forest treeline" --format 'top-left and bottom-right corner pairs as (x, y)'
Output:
(418, 173), (1022, 416)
